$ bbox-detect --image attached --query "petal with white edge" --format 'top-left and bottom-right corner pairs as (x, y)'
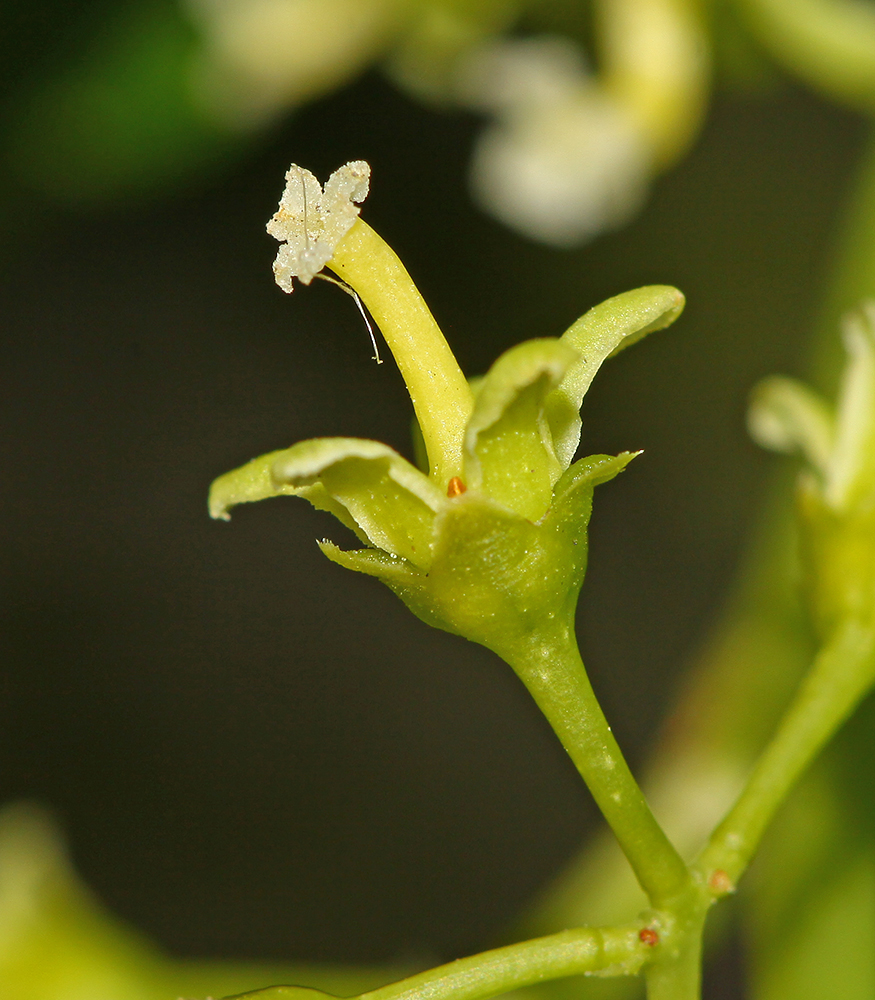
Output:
(463, 338), (578, 522)
(271, 438), (444, 568)
(209, 447), (367, 543)
(546, 286), (685, 467)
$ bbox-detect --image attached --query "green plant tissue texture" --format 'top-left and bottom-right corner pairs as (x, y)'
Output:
(547, 286), (685, 467)
(269, 438), (445, 566)
(385, 455), (634, 654)
(317, 455), (438, 568)
(464, 339), (576, 521)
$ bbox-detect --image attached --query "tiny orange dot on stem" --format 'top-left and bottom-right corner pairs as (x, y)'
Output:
(447, 476), (467, 497)
(639, 928), (659, 947)
(709, 869), (734, 896)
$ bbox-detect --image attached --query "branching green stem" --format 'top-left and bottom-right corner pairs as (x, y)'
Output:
(643, 924), (704, 1000)
(361, 925), (649, 1000)
(696, 618), (875, 884)
(232, 926), (651, 1000)
(502, 623), (691, 908)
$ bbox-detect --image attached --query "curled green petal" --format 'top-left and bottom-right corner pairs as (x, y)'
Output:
(547, 286), (685, 466)
(463, 338), (579, 522)
(748, 375), (835, 476)
(210, 447), (368, 537)
(272, 438), (444, 567)
(210, 449), (305, 521)
(209, 447), (368, 544)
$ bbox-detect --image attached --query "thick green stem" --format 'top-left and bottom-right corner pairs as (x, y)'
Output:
(642, 920), (704, 1000)
(696, 618), (875, 884)
(328, 219), (474, 486)
(502, 623), (690, 907)
(230, 926), (651, 1000)
(360, 925), (650, 1000)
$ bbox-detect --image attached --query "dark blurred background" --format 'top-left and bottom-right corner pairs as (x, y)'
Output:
(0, 0), (867, 980)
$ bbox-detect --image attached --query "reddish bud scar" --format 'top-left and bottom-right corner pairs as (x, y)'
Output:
(447, 477), (467, 497)
(639, 928), (659, 947)
(709, 869), (734, 895)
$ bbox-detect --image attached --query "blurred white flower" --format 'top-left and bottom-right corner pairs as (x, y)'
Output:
(186, 0), (406, 126)
(184, 0), (708, 245)
(459, 36), (650, 245)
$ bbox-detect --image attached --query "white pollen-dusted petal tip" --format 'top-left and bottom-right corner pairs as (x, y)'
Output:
(267, 160), (370, 292)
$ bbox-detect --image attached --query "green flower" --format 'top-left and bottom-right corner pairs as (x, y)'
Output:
(210, 162), (684, 658)
(749, 303), (875, 638)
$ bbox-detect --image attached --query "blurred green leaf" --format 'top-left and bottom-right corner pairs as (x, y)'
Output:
(4, 1), (239, 205)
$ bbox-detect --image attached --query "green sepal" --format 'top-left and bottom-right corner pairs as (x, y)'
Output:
(547, 286), (685, 466)
(318, 540), (423, 587)
(387, 458), (630, 657)
(463, 338), (579, 521)
(390, 493), (571, 652)
(545, 452), (640, 532)
(317, 453), (639, 657)
(271, 438), (444, 568)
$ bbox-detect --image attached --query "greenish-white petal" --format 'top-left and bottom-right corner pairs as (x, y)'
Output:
(748, 375), (835, 476)
(546, 286), (685, 466)
(272, 438), (445, 568)
(826, 304), (875, 510)
(463, 338), (579, 522)
(209, 448), (364, 541)
(210, 448), (299, 520)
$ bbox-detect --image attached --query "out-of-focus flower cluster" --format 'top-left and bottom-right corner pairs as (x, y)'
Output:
(8, 1), (875, 242)
(186, 0), (708, 245)
(750, 304), (875, 638)
(5, 0), (708, 245)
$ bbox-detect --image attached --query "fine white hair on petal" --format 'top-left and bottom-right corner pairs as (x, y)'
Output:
(267, 160), (370, 292)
